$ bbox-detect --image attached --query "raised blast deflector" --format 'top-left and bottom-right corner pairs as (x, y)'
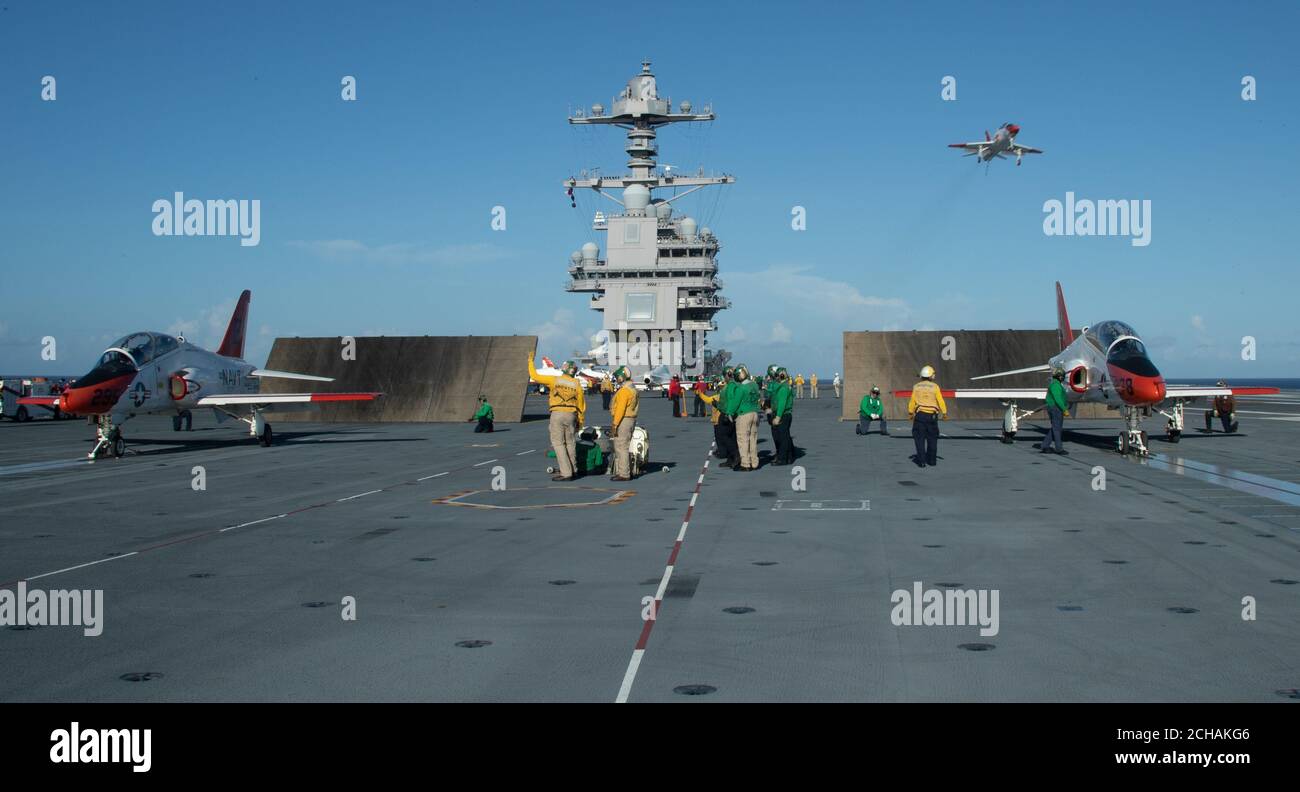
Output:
(261, 336), (537, 422)
(842, 330), (1111, 420)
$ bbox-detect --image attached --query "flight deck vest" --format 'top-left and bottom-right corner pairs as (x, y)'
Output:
(548, 375), (581, 413)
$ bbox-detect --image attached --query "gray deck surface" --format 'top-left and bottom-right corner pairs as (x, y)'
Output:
(1, 392), (1297, 702)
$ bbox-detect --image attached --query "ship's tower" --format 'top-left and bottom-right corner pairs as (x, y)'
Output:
(564, 61), (733, 380)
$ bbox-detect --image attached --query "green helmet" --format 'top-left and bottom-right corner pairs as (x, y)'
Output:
(777, 367), (789, 379)
(1052, 365), (1066, 379)
(766, 364), (780, 379)
(562, 360), (579, 376)
(723, 366), (735, 379)
(734, 364), (749, 381)
(613, 365), (630, 382)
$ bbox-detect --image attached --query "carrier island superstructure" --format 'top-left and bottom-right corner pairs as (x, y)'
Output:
(564, 61), (732, 380)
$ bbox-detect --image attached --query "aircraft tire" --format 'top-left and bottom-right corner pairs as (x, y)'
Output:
(1167, 429), (1181, 443)
(259, 424), (273, 447)
(16, 406), (29, 422)
(112, 436), (125, 459)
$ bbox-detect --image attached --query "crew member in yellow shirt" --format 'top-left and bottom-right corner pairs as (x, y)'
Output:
(528, 352), (586, 480)
(907, 364), (948, 468)
(609, 366), (639, 481)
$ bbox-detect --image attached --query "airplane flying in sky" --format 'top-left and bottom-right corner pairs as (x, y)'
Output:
(948, 122), (1043, 166)
(895, 283), (1278, 456)
(19, 290), (381, 458)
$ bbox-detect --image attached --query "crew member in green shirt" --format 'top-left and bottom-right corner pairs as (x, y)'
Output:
(1039, 367), (1069, 454)
(727, 364), (762, 471)
(767, 366), (795, 464)
(471, 395), (494, 433)
(857, 385), (887, 436)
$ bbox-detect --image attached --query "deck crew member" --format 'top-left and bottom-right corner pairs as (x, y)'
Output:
(699, 376), (733, 467)
(528, 353), (586, 481)
(1039, 366), (1069, 455)
(907, 364), (947, 468)
(857, 386), (887, 436)
(470, 395), (494, 433)
(729, 364), (761, 471)
(716, 367), (740, 468)
(833, 372), (842, 399)
(794, 373), (805, 399)
(1206, 380), (1238, 433)
(600, 375), (614, 411)
(693, 376), (708, 417)
(809, 373), (819, 399)
(767, 367), (794, 465)
(609, 366), (639, 481)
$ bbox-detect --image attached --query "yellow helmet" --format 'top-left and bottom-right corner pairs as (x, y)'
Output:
(920, 365), (935, 379)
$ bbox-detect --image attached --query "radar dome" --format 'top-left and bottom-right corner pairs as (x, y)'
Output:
(680, 100), (692, 113)
(700, 226), (712, 238)
(570, 251), (582, 265)
(623, 184), (651, 214)
(591, 103), (604, 116)
(581, 242), (599, 263)
(680, 217), (698, 239)
(654, 201), (672, 220)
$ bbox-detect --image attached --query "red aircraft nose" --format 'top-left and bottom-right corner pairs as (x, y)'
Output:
(59, 375), (133, 415)
(1108, 365), (1165, 405)
(1007, 124), (1020, 136)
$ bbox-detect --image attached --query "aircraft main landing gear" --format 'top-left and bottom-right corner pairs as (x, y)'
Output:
(171, 409), (193, 432)
(250, 410), (273, 447)
(1000, 400), (1038, 444)
(1158, 400), (1184, 443)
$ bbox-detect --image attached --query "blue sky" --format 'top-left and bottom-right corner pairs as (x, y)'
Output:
(2, 0), (1297, 378)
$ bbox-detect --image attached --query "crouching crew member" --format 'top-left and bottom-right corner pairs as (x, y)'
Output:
(1206, 380), (1238, 433)
(471, 395), (494, 433)
(609, 366), (639, 481)
(907, 364), (947, 468)
(857, 386), (887, 435)
(528, 352), (585, 481)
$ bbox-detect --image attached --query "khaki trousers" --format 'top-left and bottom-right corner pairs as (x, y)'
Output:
(736, 411), (759, 469)
(549, 411), (578, 477)
(613, 418), (635, 477)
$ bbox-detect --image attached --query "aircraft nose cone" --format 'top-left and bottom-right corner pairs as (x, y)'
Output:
(1108, 364), (1165, 404)
(59, 386), (98, 414)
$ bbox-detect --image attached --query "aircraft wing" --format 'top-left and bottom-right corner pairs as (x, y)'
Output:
(249, 369), (334, 383)
(197, 393), (382, 412)
(892, 388), (1047, 400)
(947, 142), (986, 152)
(17, 396), (60, 407)
(1011, 143), (1044, 155)
(1164, 385), (1279, 399)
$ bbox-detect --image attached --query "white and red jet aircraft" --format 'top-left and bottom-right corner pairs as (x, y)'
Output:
(895, 283), (1278, 456)
(948, 122), (1043, 166)
(20, 290), (380, 459)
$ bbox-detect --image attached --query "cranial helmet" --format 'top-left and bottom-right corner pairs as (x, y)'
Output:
(920, 365), (936, 379)
(766, 364), (779, 379)
(723, 366), (735, 379)
(1052, 365), (1066, 379)
(563, 360), (579, 376)
(1216, 379), (1227, 387)
(871, 386), (880, 394)
(613, 366), (630, 382)
(734, 365), (749, 381)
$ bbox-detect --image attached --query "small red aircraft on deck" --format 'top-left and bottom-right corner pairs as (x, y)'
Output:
(20, 290), (380, 458)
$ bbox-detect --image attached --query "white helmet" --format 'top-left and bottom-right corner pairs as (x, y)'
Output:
(920, 365), (935, 379)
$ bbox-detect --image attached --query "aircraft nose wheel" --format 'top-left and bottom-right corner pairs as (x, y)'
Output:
(1166, 429), (1181, 443)
(259, 423), (273, 447)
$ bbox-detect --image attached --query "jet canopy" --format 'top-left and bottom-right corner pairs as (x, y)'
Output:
(1086, 320), (1139, 351)
(104, 332), (181, 368)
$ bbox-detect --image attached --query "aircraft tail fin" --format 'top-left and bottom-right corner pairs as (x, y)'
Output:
(217, 290), (251, 358)
(1055, 281), (1073, 351)
(985, 130), (991, 141)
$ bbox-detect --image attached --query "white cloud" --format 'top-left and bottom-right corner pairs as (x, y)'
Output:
(724, 325), (747, 342)
(166, 299), (237, 350)
(1190, 314), (1205, 331)
(770, 321), (792, 343)
(527, 309), (586, 357)
(725, 266), (911, 327)
(287, 240), (515, 267)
